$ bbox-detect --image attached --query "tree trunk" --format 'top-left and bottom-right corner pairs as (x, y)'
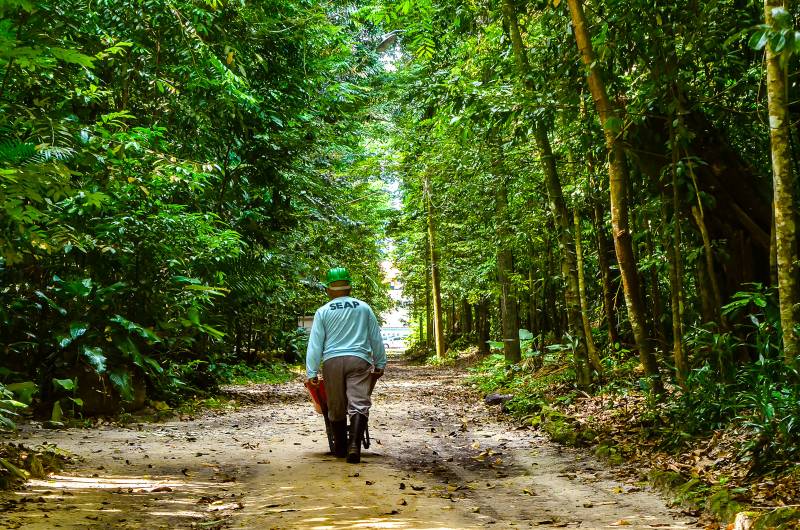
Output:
(528, 266), (539, 335)
(567, 0), (662, 393)
(593, 202), (620, 346)
(664, 127), (687, 386)
(644, 216), (667, 343)
(574, 207), (603, 374)
(424, 173), (446, 358)
(495, 172), (522, 363)
(771, 209), (779, 287)
(545, 228), (560, 337)
(691, 205), (725, 326)
(477, 298), (490, 355)
(462, 299), (473, 335)
(697, 263), (717, 325)
(425, 235), (433, 348)
(765, 0), (800, 362)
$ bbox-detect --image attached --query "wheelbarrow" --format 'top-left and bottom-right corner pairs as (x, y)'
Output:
(304, 375), (379, 453)
(304, 378), (336, 454)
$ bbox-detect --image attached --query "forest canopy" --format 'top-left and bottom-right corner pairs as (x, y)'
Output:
(0, 0), (393, 420)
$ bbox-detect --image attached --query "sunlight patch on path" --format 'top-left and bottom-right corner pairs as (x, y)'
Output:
(26, 473), (214, 491)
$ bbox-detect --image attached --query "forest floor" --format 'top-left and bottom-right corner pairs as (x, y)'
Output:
(0, 361), (703, 530)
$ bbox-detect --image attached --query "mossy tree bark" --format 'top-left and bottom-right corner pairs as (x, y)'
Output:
(764, 0), (800, 363)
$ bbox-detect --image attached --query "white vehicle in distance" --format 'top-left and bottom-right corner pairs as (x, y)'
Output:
(381, 327), (410, 351)
(383, 336), (407, 350)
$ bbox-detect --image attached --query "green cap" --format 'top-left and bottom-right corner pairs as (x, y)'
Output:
(323, 267), (352, 287)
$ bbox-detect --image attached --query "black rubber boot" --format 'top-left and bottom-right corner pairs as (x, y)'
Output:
(347, 414), (367, 464)
(332, 420), (348, 458)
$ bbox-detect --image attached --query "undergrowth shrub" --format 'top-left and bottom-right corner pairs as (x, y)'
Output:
(214, 362), (295, 385)
(662, 285), (800, 470)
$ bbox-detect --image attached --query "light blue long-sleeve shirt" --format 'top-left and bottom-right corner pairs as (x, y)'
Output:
(305, 296), (387, 378)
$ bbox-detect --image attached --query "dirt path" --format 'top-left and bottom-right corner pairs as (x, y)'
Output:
(1, 362), (701, 529)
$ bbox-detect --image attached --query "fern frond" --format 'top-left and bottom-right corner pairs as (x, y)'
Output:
(0, 140), (36, 165)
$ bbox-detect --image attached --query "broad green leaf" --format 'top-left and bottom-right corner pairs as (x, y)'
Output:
(0, 414), (16, 430)
(51, 401), (63, 422)
(6, 382), (37, 404)
(749, 30), (768, 51)
(110, 315), (160, 342)
(771, 32), (787, 53)
(70, 322), (89, 340)
(141, 355), (164, 374)
(52, 378), (75, 392)
(109, 370), (134, 402)
(34, 291), (67, 315)
(50, 47), (95, 68)
(183, 284), (229, 295)
(187, 307), (201, 326)
(0, 399), (28, 410)
(82, 346), (107, 373)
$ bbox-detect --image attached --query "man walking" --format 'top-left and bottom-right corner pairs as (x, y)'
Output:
(306, 267), (387, 463)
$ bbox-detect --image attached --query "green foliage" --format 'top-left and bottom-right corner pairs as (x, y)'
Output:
(665, 364), (740, 438)
(0, 382), (28, 430)
(0, 0), (391, 415)
(214, 363), (295, 386)
(468, 354), (514, 394)
(737, 358), (800, 472)
(750, 7), (800, 63)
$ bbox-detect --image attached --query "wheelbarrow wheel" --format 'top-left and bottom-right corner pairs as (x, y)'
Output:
(362, 424), (370, 449)
(324, 415), (336, 454)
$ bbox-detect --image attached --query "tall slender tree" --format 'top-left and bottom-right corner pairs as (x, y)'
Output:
(764, 0), (800, 363)
(424, 172), (447, 358)
(566, 0), (662, 392)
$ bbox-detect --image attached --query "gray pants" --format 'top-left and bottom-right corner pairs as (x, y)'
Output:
(322, 356), (372, 422)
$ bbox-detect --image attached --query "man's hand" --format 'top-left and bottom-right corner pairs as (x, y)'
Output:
(372, 368), (384, 379)
(306, 375), (320, 386)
